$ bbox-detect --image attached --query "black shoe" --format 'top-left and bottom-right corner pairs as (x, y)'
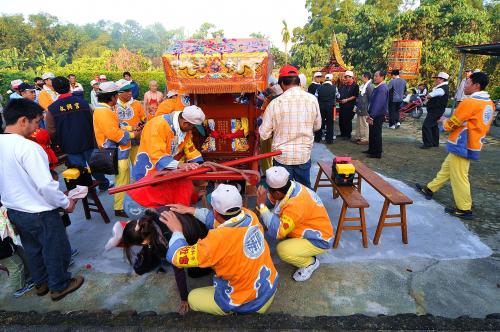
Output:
(419, 145), (431, 149)
(325, 140), (334, 145)
(362, 150), (372, 154)
(114, 210), (129, 218)
(444, 207), (473, 220)
(415, 183), (433, 200)
(314, 138), (321, 143)
(368, 154), (381, 158)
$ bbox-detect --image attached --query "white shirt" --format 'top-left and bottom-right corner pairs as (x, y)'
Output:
(0, 133), (69, 213)
(259, 86), (321, 165)
(429, 82), (448, 98)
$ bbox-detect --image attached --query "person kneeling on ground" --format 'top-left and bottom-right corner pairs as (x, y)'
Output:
(161, 184), (279, 315)
(107, 208), (211, 315)
(257, 166), (334, 282)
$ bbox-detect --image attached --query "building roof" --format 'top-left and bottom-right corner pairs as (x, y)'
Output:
(456, 42), (500, 56)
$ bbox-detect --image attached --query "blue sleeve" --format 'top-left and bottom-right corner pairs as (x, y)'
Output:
(166, 232), (188, 263)
(117, 131), (131, 145)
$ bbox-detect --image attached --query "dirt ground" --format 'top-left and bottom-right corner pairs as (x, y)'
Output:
(327, 116), (500, 258)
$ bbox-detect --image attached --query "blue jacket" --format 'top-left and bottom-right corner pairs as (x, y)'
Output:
(368, 83), (389, 118)
(130, 81), (140, 100)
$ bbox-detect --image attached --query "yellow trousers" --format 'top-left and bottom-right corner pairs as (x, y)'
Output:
(259, 138), (273, 173)
(427, 153), (472, 211)
(114, 159), (130, 210)
(188, 286), (275, 315)
(276, 238), (327, 268)
(129, 145), (139, 166)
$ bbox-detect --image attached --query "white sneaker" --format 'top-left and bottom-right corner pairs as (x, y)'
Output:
(396, 122), (401, 128)
(389, 125), (396, 129)
(293, 257), (320, 282)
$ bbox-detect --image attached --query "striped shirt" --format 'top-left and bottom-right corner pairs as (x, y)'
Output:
(259, 86), (321, 165)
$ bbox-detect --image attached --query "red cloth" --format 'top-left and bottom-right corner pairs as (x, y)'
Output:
(30, 129), (58, 170)
(128, 171), (195, 208)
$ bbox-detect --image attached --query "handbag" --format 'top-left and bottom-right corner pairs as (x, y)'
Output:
(88, 148), (118, 175)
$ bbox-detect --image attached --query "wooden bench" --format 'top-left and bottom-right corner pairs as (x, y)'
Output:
(351, 160), (413, 245)
(314, 161), (370, 248)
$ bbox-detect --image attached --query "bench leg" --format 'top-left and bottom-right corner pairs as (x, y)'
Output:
(373, 199), (390, 245)
(313, 168), (323, 192)
(401, 204), (408, 244)
(81, 197), (91, 220)
(333, 202), (347, 249)
(360, 208), (368, 248)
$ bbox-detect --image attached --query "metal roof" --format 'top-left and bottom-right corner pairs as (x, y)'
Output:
(456, 42), (500, 56)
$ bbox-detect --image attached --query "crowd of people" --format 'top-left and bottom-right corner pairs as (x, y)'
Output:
(0, 63), (495, 315)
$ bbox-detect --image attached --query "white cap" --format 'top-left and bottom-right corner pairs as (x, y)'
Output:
(344, 70), (354, 77)
(473, 69), (481, 73)
(98, 81), (119, 93)
(265, 166), (290, 189)
(325, 74), (333, 80)
(115, 79), (132, 91)
(166, 90), (178, 98)
(299, 73), (307, 87)
(42, 73), (55, 80)
(90, 80), (98, 86)
(182, 105), (205, 125)
(313, 72), (322, 78)
(10, 79), (23, 89)
(211, 184), (242, 215)
(434, 72), (449, 80)
(99, 74), (107, 80)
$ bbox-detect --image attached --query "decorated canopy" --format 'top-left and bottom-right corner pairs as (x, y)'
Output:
(162, 38), (271, 94)
(320, 32), (350, 77)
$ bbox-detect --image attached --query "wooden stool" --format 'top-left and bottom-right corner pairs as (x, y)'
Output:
(81, 181), (110, 224)
(314, 161), (370, 248)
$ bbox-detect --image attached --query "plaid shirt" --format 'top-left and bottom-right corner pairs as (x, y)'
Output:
(259, 87), (321, 165)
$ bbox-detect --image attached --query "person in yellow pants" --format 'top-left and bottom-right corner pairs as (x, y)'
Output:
(416, 72), (495, 220)
(161, 184), (278, 315)
(257, 166), (333, 282)
(93, 81), (141, 217)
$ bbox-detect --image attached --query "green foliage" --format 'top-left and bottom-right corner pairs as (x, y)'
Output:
(191, 23), (224, 39)
(290, 44), (330, 69)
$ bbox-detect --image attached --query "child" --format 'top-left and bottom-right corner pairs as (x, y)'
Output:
(0, 206), (34, 298)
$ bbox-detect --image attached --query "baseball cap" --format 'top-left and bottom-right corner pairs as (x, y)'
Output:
(313, 72), (322, 78)
(433, 72), (449, 80)
(279, 65), (299, 78)
(266, 166), (290, 189)
(166, 90), (178, 98)
(18, 83), (36, 92)
(116, 79), (132, 92)
(10, 79), (23, 89)
(344, 70), (354, 77)
(90, 80), (98, 86)
(99, 74), (107, 80)
(325, 74), (333, 80)
(98, 81), (119, 93)
(42, 73), (55, 80)
(182, 105), (205, 125)
(211, 184), (243, 215)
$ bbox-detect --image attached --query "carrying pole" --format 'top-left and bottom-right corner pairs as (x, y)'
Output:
(109, 150), (282, 194)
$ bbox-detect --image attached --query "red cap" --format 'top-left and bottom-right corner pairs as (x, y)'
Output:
(279, 65), (299, 78)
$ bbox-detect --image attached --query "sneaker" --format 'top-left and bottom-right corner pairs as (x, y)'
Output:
(396, 122), (401, 128)
(293, 257), (320, 282)
(35, 282), (49, 296)
(389, 125), (396, 129)
(50, 276), (85, 302)
(71, 248), (79, 258)
(13, 281), (35, 298)
(415, 183), (433, 200)
(445, 207), (473, 220)
(69, 258), (75, 267)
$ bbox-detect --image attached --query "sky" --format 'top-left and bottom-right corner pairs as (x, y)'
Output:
(0, 0), (310, 50)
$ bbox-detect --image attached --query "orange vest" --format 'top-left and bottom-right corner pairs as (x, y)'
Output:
(156, 96), (185, 117)
(132, 112), (202, 180)
(167, 208), (278, 313)
(263, 182), (334, 249)
(93, 103), (132, 160)
(444, 91), (494, 160)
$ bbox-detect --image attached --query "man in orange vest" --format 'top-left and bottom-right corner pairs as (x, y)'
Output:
(416, 72), (495, 219)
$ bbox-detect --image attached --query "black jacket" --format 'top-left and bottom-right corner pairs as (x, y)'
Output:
(427, 84), (449, 115)
(317, 83), (337, 105)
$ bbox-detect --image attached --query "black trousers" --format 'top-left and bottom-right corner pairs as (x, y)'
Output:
(315, 102), (335, 142)
(368, 115), (384, 156)
(388, 101), (402, 126)
(339, 107), (355, 138)
(422, 111), (444, 147)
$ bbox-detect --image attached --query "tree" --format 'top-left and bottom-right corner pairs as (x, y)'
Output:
(191, 22), (216, 39)
(281, 20), (291, 65)
(250, 32), (268, 39)
(290, 44), (330, 69)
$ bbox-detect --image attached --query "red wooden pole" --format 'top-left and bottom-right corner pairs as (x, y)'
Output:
(109, 150), (281, 194)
